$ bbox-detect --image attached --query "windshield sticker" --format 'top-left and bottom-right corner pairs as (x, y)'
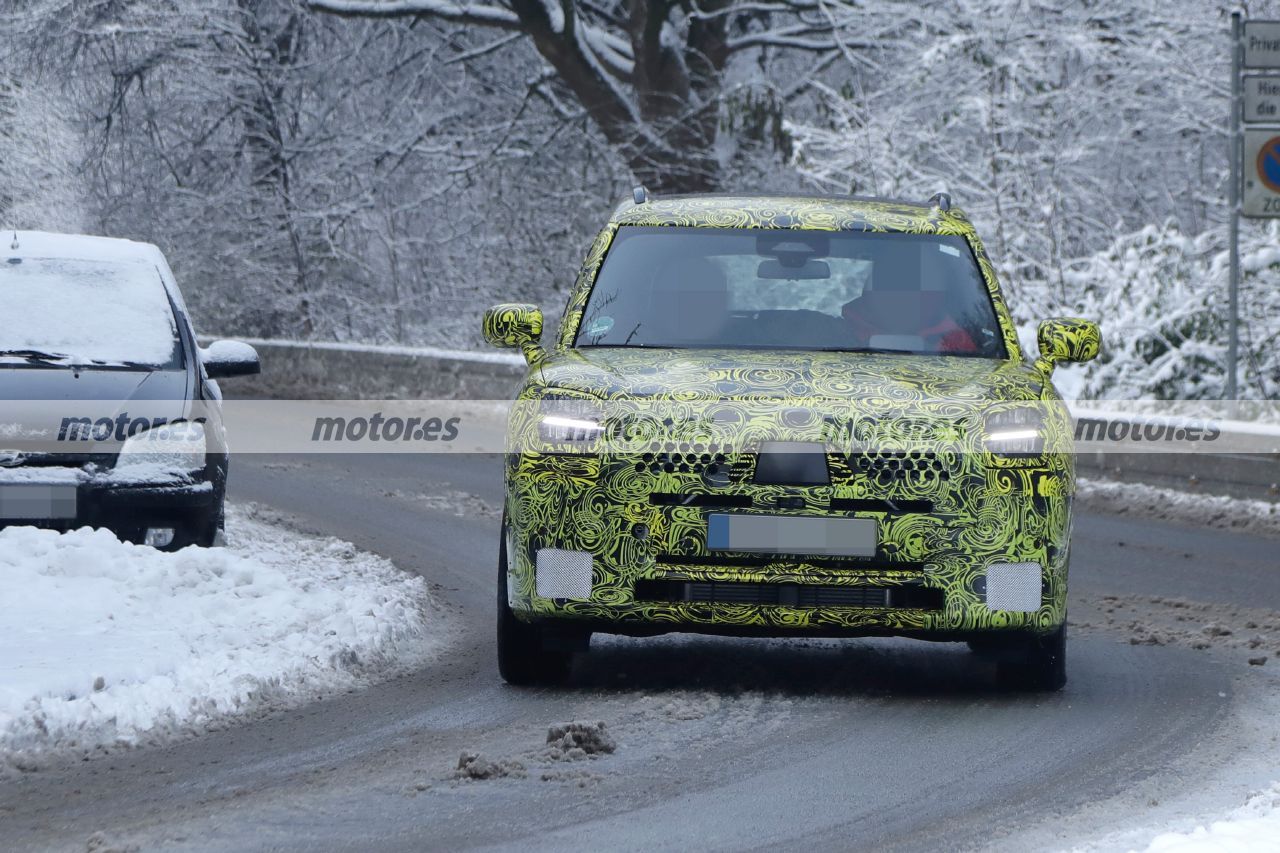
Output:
(585, 316), (614, 337)
(939, 244), (961, 257)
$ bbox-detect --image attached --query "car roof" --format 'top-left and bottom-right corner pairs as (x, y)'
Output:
(3, 230), (189, 316)
(610, 192), (971, 232)
(4, 230), (168, 266)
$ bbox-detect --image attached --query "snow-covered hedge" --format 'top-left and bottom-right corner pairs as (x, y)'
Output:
(1014, 221), (1280, 400)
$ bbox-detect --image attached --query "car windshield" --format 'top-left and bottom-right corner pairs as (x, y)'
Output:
(0, 256), (181, 368)
(576, 226), (1007, 357)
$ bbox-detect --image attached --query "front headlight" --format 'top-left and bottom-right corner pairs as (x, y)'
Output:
(983, 407), (1045, 458)
(537, 396), (605, 445)
(116, 420), (207, 472)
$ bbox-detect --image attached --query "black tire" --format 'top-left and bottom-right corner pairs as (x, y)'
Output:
(194, 511), (223, 549)
(995, 624), (1068, 692)
(496, 520), (574, 686)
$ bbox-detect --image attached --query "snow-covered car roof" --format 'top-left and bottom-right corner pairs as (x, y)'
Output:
(5, 230), (189, 316)
(5, 230), (167, 266)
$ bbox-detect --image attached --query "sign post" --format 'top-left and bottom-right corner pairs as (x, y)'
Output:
(1227, 16), (1280, 400)
(1240, 19), (1280, 221)
(1229, 12), (1241, 402)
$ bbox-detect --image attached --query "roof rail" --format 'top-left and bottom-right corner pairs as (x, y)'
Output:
(928, 192), (952, 212)
(632, 185), (650, 205)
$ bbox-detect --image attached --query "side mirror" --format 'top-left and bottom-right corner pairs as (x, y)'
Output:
(482, 303), (545, 365)
(1035, 318), (1100, 374)
(201, 340), (261, 379)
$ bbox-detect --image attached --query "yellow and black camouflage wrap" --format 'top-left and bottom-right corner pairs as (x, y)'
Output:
(488, 194), (1098, 640)
(1036, 317), (1102, 374)
(482, 302), (544, 364)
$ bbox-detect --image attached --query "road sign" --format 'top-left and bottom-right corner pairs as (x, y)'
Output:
(1244, 74), (1280, 121)
(1243, 128), (1280, 217)
(1244, 20), (1280, 68)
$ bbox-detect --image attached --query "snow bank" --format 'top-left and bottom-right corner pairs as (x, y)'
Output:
(0, 504), (439, 768)
(1076, 478), (1280, 539)
(1138, 783), (1280, 852)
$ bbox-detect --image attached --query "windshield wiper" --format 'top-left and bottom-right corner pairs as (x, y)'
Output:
(0, 349), (156, 369)
(0, 348), (73, 363)
(812, 346), (927, 355)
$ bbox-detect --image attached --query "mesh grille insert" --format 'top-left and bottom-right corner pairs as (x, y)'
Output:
(535, 548), (593, 600)
(984, 561), (1042, 612)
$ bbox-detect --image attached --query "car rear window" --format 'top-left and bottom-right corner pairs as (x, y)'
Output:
(575, 226), (1007, 357)
(0, 257), (181, 367)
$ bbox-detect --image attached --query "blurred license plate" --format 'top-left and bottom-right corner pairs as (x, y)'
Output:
(707, 514), (876, 557)
(0, 485), (78, 520)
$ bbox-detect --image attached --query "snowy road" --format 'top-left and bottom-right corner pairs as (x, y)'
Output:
(1, 453), (1278, 851)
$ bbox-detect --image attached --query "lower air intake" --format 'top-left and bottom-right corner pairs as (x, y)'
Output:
(634, 579), (943, 610)
(535, 548), (593, 600)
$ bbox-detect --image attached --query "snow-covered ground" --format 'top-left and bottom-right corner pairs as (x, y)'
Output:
(1068, 477), (1280, 853)
(0, 504), (441, 770)
(1137, 784), (1280, 852)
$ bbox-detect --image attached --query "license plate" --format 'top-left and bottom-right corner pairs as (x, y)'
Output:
(0, 485), (78, 520)
(706, 514), (877, 557)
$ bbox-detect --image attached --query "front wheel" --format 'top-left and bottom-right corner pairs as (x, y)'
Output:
(496, 520), (576, 686)
(994, 625), (1068, 692)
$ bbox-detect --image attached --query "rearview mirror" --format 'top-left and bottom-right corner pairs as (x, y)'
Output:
(201, 340), (261, 379)
(757, 258), (830, 280)
(1035, 318), (1100, 374)
(482, 303), (545, 365)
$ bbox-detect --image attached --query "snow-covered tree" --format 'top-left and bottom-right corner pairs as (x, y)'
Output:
(0, 76), (87, 233)
(787, 0), (1279, 398)
(306, 0), (866, 192)
(3, 0), (1277, 398)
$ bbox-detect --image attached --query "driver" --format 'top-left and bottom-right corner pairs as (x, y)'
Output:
(841, 247), (978, 353)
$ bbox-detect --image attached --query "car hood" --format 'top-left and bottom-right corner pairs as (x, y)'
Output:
(0, 368), (191, 453)
(0, 366), (188, 403)
(532, 348), (1047, 406)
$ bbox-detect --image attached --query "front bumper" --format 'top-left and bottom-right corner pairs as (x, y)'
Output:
(0, 470), (219, 547)
(504, 452), (1073, 639)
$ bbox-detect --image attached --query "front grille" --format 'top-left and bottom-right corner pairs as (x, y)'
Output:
(658, 554), (927, 571)
(635, 579), (943, 609)
(635, 450), (727, 476)
(0, 451), (111, 469)
(829, 451), (955, 486)
(647, 495), (935, 514)
(649, 493), (752, 509)
(829, 497), (934, 514)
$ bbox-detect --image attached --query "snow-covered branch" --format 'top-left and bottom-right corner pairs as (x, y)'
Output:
(304, 0), (520, 28)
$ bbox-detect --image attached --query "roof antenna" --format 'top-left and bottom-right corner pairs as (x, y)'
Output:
(632, 185), (649, 205)
(928, 192), (952, 212)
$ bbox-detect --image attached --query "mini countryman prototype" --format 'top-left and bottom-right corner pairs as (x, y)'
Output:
(484, 192), (1099, 691)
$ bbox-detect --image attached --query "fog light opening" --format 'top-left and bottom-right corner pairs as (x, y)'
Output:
(984, 561), (1042, 612)
(144, 527), (176, 548)
(535, 548), (593, 600)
